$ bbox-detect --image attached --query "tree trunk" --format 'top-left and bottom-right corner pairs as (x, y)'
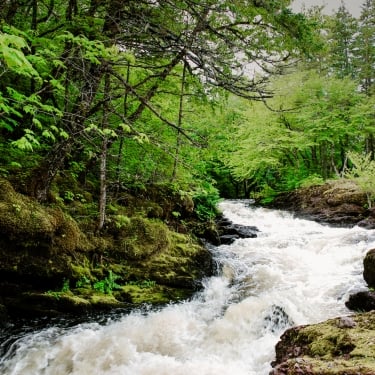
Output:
(115, 62), (130, 195)
(97, 137), (108, 232)
(171, 62), (187, 181)
(97, 72), (110, 232)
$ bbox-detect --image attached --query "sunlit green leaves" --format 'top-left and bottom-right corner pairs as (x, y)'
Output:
(11, 129), (40, 151)
(345, 151), (375, 208)
(0, 31), (40, 79)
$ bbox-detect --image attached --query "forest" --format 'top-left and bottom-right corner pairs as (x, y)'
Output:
(1, 2), (375, 372)
(0, 0), (374, 231)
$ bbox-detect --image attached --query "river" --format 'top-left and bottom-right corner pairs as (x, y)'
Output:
(1, 200), (375, 375)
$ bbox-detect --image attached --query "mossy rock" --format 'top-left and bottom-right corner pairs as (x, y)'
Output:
(114, 216), (170, 260)
(0, 178), (92, 252)
(0, 179), (57, 240)
(0, 179), (94, 290)
(5, 292), (92, 316)
(272, 312), (375, 374)
(115, 284), (171, 305)
(0, 178), (213, 318)
(127, 231), (213, 289)
(87, 294), (125, 310)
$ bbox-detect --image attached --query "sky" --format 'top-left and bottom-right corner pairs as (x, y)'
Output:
(291, 0), (362, 18)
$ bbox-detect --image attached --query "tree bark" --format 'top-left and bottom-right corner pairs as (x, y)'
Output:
(97, 72), (110, 232)
(171, 62), (187, 181)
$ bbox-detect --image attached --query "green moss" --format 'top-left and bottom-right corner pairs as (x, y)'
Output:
(0, 178), (93, 253)
(308, 330), (354, 358)
(88, 294), (123, 308)
(116, 216), (170, 260)
(278, 312), (375, 374)
(0, 178), (212, 316)
(71, 263), (93, 281)
(117, 284), (186, 304)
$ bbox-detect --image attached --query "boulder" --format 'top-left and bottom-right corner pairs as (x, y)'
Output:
(271, 312), (375, 375)
(346, 291), (375, 312)
(363, 248), (375, 288)
(214, 216), (258, 245)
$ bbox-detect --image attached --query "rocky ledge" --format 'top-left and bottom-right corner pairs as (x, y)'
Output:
(270, 180), (375, 229)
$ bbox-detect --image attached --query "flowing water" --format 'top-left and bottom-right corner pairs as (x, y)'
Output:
(1, 200), (375, 375)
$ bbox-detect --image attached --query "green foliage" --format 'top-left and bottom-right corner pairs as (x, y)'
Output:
(113, 214), (131, 229)
(75, 276), (91, 288)
(0, 29), (40, 78)
(299, 174), (325, 188)
(45, 278), (70, 299)
(61, 278), (70, 292)
(345, 152), (375, 208)
(193, 182), (220, 221)
(93, 271), (121, 295)
(0, 0), (372, 216)
(221, 65), (372, 200)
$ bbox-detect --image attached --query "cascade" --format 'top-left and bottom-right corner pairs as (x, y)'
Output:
(1, 200), (374, 375)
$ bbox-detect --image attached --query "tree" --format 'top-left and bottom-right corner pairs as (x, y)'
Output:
(355, 0), (375, 95)
(0, 0), (321, 229)
(221, 67), (372, 195)
(326, 1), (359, 78)
(345, 151), (375, 208)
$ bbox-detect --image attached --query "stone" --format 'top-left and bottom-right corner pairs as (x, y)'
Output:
(336, 316), (356, 328)
(363, 249), (375, 288)
(271, 312), (375, 375)
(214, 216), (258, 245)
(346, 291), (375, 312)
(270, 180), (370, 227)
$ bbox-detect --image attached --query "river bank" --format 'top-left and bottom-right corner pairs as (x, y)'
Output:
(0, 178), (215, 321)
(269, 179), (375, 229)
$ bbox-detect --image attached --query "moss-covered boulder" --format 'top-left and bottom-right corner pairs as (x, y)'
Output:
(271, 312), (375, 375)
(0, 178), (213, 319)
(0, 178), (93, 287)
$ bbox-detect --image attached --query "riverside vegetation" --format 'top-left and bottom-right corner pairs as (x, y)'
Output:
(0, 177), (215, 316)
(1, 1), (375, 373)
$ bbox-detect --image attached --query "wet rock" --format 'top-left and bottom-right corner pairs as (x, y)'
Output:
(214, 216), (258, 245)
(0, 303), (8, 326)
(224, 223), (259, 238)
(263, 305), (294, 333)
(219, 234), (239, 245)
(363, 249), (375, 288)
(346, 291), (375, 312)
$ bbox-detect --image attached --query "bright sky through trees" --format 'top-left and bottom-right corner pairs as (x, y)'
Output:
(291, 0), (361, 17)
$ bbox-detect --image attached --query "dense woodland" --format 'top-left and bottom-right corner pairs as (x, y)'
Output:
(0, 0), (374, 228)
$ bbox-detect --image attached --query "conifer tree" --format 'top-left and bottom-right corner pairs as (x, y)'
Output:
(327, 1), (359, 78)
(355, 0), (375, 95)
